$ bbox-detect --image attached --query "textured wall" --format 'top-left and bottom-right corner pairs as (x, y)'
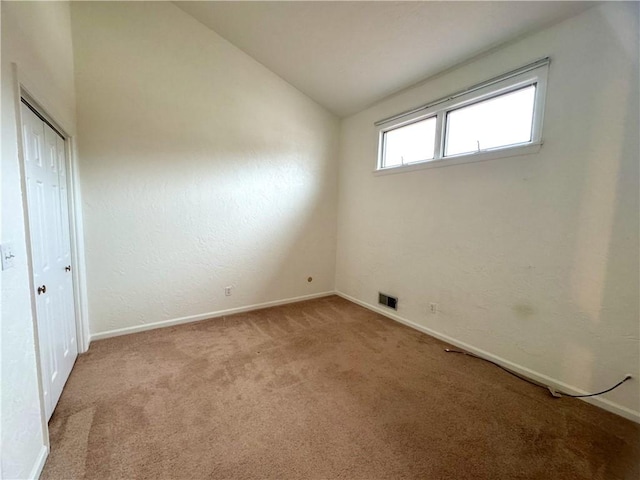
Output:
(70, 2), (339, 337)
(1, 1), (77, 477)
(336, 2), (639, 418)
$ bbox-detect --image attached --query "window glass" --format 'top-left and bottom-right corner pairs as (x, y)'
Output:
(444, 85), (536, 157)
(382, 116), (436, 168)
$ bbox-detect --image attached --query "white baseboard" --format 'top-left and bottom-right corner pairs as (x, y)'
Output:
(335, 291), (640, 424)
(88, 289), (638, 423)
(90, 291), (336, 341)
(29, 445), (48, 480)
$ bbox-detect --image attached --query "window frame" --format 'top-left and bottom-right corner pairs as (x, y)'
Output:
(375, 61), (549, 174)
(380, 114), (438, 167)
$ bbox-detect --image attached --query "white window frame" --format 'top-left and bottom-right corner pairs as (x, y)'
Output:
(375, 59), (549, 174)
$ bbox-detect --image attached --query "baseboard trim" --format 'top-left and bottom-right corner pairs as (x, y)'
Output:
(90, 291), (336, 341)
(335, 291), (640, 424)
(29, 445), (48, 479)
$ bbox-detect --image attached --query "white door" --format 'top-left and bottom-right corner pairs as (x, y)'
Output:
(21, 102), (78, 420)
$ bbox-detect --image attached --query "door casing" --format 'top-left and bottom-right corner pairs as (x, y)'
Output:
(11, 62), (90, 443)
(21, 100), (79, 420)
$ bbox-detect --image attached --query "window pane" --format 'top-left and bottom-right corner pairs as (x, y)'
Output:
(444, 85), (536, 157)
(383, 116), (436, 168)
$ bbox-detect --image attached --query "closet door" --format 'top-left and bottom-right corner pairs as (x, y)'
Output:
(21, 102), (78, 420)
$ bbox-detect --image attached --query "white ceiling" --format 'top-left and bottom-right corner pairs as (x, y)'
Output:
(176, 1), (594, 117)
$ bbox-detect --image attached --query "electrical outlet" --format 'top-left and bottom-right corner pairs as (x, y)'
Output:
(429, 303), (438, 314)
(1, 243), (16, 270)
(224, 286), (232, 296)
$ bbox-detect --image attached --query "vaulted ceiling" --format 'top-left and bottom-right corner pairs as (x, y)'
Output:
(176, 1), (595, 117)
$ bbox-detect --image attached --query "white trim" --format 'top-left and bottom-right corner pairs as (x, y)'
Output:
(14, 63), (90, 447)
(11, 63), (51, 450)
(375, 57), (550, 126)
(17, 88), (90, 354)
(66, 136), (91, 353)
(376, 60), (549, 172)
(90, 291), (336, 341)
(28, 445), (48, 480)
(374, 142), (542, 175)
(335, 291), (640, 424)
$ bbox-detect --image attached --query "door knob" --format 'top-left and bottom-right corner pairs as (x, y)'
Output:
(37, 285), (47, 295)
(65, 265), (71, 272)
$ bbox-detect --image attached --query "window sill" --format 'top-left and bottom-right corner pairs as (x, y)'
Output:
(373, 142), (542, 176)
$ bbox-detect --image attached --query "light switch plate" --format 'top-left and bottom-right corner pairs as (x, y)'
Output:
(1, 243), (16, 270)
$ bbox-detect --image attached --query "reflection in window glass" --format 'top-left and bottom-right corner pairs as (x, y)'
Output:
(383, 116), (436, 168)
(445, 86), (536, 157)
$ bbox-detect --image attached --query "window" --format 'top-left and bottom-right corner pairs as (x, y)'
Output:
(382, 116), (436, 167)
(376, 59), (548, 172)
(444, 86), (536, 157)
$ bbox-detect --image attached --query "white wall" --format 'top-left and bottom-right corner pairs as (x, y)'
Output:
(336, 2), (639, 420)
(70, 2), (339, 338)
(1, 1), (77, 478)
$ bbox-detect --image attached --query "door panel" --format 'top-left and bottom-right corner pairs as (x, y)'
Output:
(21, 103), (78, 420)
(52, 126), (77, 378)
(31, 179), (49, 272)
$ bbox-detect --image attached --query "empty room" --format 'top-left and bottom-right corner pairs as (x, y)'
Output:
(1, 1), (639, 479)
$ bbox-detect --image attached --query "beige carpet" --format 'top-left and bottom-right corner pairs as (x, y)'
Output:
(42, 295), (639, 480)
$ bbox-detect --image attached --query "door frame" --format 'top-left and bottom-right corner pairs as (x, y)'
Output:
(11, 63), (90, 418)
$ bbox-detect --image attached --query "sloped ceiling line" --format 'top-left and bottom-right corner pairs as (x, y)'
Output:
(175, 1), (594, 117)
